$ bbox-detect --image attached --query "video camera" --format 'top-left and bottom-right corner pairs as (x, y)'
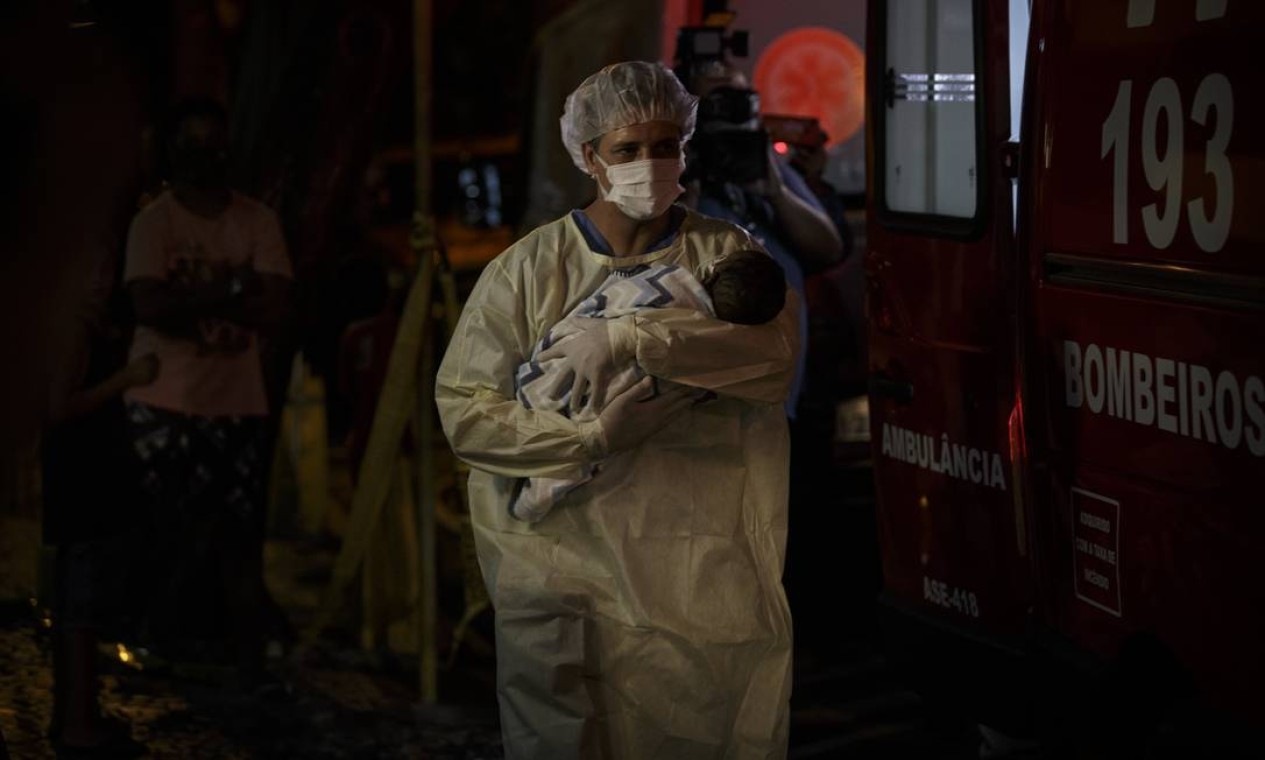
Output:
(675, 26), (749, 66)
(675, 13), (769, 187)
(673, 0), (748, 65)
(689, 87), (769, 186)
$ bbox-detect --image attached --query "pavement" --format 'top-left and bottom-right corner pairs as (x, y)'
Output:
(1, 545), (980, 760)
(1, 475), (980, 759)
(0, 534), (503, 759)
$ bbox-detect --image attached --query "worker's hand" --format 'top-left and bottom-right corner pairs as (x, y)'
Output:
(537, 317), (629, 414)
(596, 376), (695, 455)
(125, 353), (161, 387)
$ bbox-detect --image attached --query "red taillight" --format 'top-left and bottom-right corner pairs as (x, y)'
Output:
(1008, 391), (1027, 466)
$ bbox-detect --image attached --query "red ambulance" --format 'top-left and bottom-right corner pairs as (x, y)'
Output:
(865, 0), (1263, 743)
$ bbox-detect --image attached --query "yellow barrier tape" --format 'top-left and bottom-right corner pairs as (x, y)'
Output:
(309, 249), (436, 639)
(309, 234), (490, 702)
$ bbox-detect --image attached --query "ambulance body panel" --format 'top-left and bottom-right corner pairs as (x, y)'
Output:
(1023, 0), (1265, 720)
(866, 0), (1264, 727)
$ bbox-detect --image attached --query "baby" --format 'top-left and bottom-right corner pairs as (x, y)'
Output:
(511, 249), (786, 522)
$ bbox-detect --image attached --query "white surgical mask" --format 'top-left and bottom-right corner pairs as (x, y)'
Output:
(594, 154), (684, 221)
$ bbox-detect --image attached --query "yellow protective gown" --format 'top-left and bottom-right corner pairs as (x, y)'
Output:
(436, 208), (798, 760)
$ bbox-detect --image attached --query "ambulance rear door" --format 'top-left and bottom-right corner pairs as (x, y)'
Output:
(865, 0), (1030, 644)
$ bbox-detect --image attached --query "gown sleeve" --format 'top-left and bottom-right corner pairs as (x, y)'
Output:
(435, 255), (608, 479)
(614, 224), (800, 405)
(613, 287), (799, 405)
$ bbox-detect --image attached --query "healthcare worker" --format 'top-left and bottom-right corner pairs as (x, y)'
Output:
(435, 61), (798, 759)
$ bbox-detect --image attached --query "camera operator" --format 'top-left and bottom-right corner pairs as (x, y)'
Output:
(678, 52), (852, 665)
(679, 59), (843, 417)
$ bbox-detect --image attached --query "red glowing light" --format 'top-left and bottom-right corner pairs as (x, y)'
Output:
(754, 27), (866, 148)
(773, 141), (789, 155)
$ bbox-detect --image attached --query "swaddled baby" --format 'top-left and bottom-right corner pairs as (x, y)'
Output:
(511, 249), (786, 522)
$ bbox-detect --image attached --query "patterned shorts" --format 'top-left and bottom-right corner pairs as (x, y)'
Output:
(125, 403), (268, 641)
(126, 402), (265, 525)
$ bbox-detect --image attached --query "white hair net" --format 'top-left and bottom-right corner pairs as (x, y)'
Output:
(560, 61), (699, 173)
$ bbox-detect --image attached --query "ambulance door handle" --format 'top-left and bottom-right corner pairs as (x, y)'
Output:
(870, 373), (914, 404)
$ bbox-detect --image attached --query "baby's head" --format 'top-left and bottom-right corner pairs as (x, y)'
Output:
(704, 249), (786, 325)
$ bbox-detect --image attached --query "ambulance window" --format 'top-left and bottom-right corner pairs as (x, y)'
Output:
(879, 0), (982, 228)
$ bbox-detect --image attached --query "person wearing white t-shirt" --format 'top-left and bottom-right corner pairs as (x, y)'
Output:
(123, 98), (291, 684)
